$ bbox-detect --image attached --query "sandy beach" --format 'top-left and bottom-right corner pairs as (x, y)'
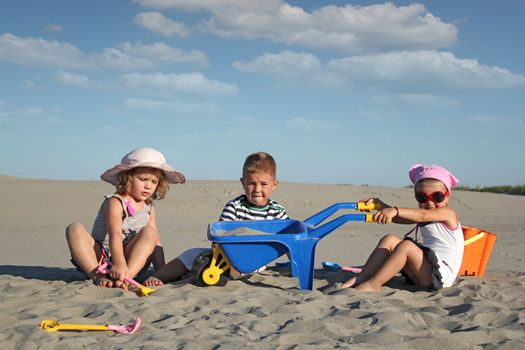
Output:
(1, 176), (524, 349)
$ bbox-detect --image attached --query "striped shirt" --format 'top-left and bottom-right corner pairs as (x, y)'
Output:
(219, 195), (289, 221)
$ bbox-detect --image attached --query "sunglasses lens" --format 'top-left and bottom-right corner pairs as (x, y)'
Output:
(431, 192), (445, 203)
(415, 191), (447, 203)
(415, 193), (427, 203)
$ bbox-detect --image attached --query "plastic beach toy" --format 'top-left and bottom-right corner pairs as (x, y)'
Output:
(342, 266), (363, 273)
(97, 262), (155, 296)
(39, 318), (141, 334)
(194, 201), (379, 290)
(322, 261), (363, 273)
(459, 226), (497, 277)
(322, 261), (342, 271)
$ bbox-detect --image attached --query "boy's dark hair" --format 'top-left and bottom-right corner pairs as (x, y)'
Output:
(243, 152), (276, 178)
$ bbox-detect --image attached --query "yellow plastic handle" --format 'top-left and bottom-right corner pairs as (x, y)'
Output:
(358, 201), (382, 211)
(39, 320), (109, 332)
(124, 277), (155, 296)
(365, 214), (391, 223)
(464, 232), (485, 246)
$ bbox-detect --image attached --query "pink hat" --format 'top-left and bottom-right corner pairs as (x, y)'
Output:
(101, 147), (186, 185)
(409, 163), (459, 192)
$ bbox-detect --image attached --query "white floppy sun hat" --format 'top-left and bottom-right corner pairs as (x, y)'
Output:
(100, 147), (186, 185)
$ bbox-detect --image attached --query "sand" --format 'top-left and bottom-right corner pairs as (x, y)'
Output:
(1, 177), (524, 349)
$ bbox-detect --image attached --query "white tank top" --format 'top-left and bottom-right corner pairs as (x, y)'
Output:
(420, 222), (464, 287)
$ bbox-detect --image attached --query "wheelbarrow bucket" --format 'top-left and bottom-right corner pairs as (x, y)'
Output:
(206, 202), (378, 290)
(208, 219), (307, 274)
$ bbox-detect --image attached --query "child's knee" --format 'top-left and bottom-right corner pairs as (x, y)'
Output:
(65, 222), (85, 239)
(139, 226), (160, 241)
(395, 239), (419, 254)
(378, 234), (400, 248)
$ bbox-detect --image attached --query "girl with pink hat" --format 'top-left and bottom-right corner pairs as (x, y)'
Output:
(338, 163), (464, 292)
(65, 148), (185, 289)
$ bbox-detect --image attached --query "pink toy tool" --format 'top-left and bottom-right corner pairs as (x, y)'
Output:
(39, 318), (141, 334)
(98, 262), (155, 296)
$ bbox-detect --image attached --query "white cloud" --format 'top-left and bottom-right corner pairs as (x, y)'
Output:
(134, 1), (458, 53)
(0, 105), (61, 126)
(123, 97), (167, 111)
(468, 114), (523, 125)
(134, 11), (190, 37)
(235, 50), (525, 92)
(18, 107), (45, 116)
(54, 70), (95, 88)
(118, 41), (207, 66)
(234, 50), (320, 77)
(21, 80), (36, 88)
(0, 33), (86, 69)
(119, 72), (239, 96)
(233, 50), (342, 88)
(122, 97), (220, 115)
(286, 117), (340, 131)
(45, 24), (63, 33)
(327, 50), (525, 90)
(95, 47), (152, 70)
(370, 93), (459, 109)
(0, 33), (206, 71)
(133, 0), (264, 11)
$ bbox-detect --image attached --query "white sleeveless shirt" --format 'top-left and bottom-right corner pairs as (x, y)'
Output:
(420, 221), (464, 287)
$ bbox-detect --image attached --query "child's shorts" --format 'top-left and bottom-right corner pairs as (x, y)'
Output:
(176, 247), (269, 275)
(70, 241), (109, 274)
(402, 237), (444, 290)
(177, 248), (210, 270)
(70, 240), (150, 278)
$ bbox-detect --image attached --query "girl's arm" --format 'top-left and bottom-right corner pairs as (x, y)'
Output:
(147, 206), (158, 229)
(106, 197), (128, 280)
(362, 198), (413, 224)
(377, 206), (458, 228)
(146, 207), (160, 245)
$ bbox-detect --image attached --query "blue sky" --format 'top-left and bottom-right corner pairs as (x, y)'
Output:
(1, 1), (524, 187)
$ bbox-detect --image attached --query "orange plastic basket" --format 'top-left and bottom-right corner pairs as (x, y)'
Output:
(459, 226), (496, 277)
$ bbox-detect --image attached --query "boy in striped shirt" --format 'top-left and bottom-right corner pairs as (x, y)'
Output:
(220, 152), (288, 221)
(144, 152), (288, 285)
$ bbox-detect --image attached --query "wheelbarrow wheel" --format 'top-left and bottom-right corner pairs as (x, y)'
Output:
(192, 250), (230, 287)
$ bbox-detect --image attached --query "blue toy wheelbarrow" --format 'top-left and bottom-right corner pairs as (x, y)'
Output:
(191, 202), (380, 290)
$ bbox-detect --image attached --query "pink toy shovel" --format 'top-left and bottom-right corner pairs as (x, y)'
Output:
(97, 262), (155, 297)
(39, 318), (141, 334)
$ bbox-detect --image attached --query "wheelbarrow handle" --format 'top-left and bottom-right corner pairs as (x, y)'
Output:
(303, 202), (381, 227)
(309, 213), (374, 240)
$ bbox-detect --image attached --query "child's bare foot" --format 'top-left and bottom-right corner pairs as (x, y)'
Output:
(355, 281), (381, 292)
(90, 273), (114, 288)
(113, 280), (129, 290)
(144, 276), (164, 286)
(341, 276), (357, 289)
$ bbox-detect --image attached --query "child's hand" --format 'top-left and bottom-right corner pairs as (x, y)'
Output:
(109, 263), (129, 282)
(359, 197), (385, 211)
(373, 207), (397, 224)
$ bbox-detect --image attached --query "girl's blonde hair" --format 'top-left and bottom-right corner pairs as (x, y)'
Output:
(115, 167), (170, 204)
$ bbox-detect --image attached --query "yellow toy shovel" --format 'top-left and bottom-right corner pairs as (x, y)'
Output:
(39, 318), (141, 334)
